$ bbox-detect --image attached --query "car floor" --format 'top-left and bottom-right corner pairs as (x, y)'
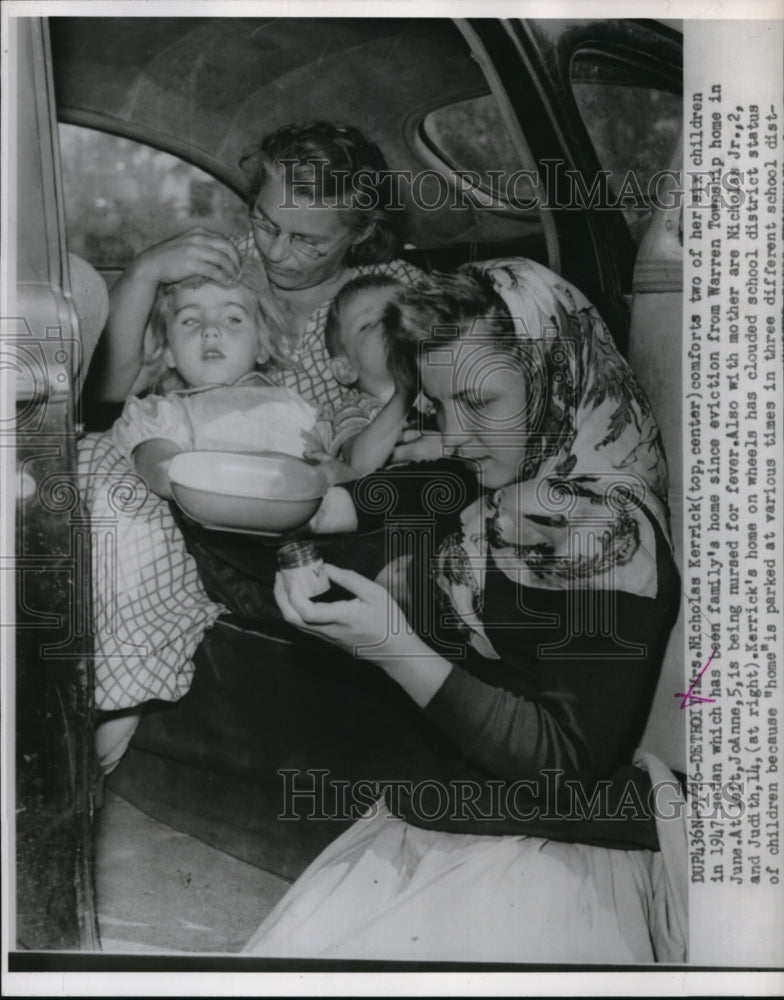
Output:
(95, 790), (291, 954)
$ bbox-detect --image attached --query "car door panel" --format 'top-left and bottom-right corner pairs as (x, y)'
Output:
(11, 16), (99, 951)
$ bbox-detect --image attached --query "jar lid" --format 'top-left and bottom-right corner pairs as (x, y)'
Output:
(277, 540), (321, 569)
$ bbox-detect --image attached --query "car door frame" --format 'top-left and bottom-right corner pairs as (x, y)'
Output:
(458, 17), (683, 353)
(6, 15), (99, 952)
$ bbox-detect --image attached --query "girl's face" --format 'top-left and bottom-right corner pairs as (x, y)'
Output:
(250, 165), (370, 292)
(420, 328), (530, 489)
(164, 283), (266, 387)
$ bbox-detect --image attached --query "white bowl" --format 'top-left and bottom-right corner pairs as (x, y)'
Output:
(169, 451), (327, 534)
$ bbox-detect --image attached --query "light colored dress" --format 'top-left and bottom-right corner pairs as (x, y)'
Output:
(244, 754), (686, 962)
(113, 373), (321, 461)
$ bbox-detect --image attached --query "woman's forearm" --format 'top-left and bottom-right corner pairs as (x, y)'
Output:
(374, 639), (581, 775)
(372, 637), (454, 709)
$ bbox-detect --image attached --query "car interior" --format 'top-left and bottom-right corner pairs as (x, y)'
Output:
(52, 18), (548, 294)
(13, 14), (685, 953)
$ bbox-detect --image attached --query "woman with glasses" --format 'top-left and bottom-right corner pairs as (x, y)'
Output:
(93, 121), (421, 412)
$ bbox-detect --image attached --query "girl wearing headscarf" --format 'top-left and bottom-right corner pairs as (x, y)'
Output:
(244, 259), (687, 963)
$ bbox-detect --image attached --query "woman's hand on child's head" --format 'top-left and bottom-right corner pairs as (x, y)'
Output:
(274, 564), (415, 659)
(308, 486), (359, 534)
(391, 429), (445, 465)
(135, 226), (241, 286)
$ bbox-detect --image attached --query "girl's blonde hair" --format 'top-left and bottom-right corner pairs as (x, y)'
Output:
(143, 257), (295, 392)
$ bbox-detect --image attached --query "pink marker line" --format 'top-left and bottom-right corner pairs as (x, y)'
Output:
(675, 646), (718, 709)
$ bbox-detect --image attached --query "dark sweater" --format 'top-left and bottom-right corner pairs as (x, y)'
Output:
(351, 459), (681, 849)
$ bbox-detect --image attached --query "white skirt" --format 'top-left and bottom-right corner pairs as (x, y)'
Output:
(243, 755), (687, 964)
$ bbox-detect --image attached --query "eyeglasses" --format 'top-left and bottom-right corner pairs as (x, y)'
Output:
(249, 212), (342, 261)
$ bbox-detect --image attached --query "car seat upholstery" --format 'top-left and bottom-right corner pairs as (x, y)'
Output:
(68, 251), (109, 397)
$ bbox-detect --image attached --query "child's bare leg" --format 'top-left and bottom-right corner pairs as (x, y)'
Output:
(95, 708), (143, 775)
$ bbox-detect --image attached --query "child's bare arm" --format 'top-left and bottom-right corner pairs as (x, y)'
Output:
(341, 391), (410, 475)
(132, 439), (185, 499)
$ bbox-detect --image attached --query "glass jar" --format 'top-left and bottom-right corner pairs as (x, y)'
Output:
(277, 541), (330, 599)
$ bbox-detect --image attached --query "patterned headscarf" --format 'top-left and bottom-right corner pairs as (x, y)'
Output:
(429, 258), (671, 661)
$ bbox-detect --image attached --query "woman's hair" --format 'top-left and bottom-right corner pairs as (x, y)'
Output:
(379, 268), (517, 390)
(145, 261), (293, 391)
(242, 122), (406, 265)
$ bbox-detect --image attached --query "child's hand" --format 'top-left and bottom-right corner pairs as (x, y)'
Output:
(304, 449), (360, 487)
(390, 429), (445, 465)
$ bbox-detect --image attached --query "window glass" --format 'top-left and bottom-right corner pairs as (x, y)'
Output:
(58, 124), (250, 269)
(570, 57), (681, 244)
(423, 94), (522, 175)
(421, 94), (539, 215)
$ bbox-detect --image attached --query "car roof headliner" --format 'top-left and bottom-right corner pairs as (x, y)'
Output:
(49, 17), (487, 196)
